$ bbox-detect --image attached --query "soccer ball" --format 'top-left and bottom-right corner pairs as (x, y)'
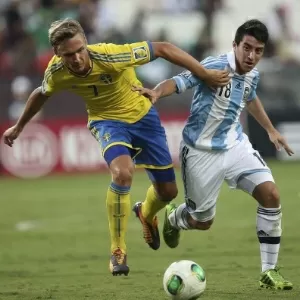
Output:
(163, 260), (206, 300)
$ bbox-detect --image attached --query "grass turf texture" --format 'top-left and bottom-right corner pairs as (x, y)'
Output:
(0, 161), (299, 300)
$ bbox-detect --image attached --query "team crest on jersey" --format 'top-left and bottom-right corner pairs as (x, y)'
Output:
(133, 46), (148, 60)
(99, 74), (113, 84)
(102, 133), (111, 142)
(243, 86), (250, 100)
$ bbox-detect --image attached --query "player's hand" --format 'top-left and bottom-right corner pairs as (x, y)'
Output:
(132, 85), (160, 104)
(268, 129), (294, 156)
(2, 125), (22, 147)
(204, 70), (230, 87)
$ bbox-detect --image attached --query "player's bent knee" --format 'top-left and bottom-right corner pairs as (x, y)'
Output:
(111, 167), (134, 186)
(268, 185), (280, 205)
(253, 182), (280, 208)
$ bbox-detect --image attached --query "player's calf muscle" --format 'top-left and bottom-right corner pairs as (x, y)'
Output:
(185, 214), (214, 230)
(193, 219), (214, 230)
(153, 182), (178, 202)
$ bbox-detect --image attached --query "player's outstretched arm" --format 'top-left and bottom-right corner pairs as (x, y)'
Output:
(2, 87), (49, 147)
(132, 79), (176, 104)
(247, 96), (294, 156)
(152, 42), (229, 87)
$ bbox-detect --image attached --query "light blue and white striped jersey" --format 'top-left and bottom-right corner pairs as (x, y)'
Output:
(173, 51), (259, 151)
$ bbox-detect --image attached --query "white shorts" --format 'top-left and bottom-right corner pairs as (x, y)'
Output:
(179, 134), (274, 222)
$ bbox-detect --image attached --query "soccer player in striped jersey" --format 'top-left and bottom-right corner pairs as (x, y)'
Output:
(2, 19), (230, 276)
(133, 19), (294, 289)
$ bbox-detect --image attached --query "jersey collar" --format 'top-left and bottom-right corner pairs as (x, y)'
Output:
(66, 59), (93, 78)
(226, 51), (236, 72)
(226, 50), (247, 78)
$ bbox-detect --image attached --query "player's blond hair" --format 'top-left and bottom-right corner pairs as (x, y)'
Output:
(48, 18), (86, 47)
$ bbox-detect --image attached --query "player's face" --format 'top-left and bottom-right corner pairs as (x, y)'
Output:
(233, 35), (265, 74)
(56, 33), (90, 75)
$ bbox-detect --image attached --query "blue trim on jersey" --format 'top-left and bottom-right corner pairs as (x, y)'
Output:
(247, 72), (259, 101)
(211, 77), (245, 149)
(147, 41), (155, 61)
(183, 87), (216, 147)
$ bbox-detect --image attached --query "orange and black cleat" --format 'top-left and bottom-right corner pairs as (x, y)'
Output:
(109, 248), (129, 276)
(132, 202), (160, 250)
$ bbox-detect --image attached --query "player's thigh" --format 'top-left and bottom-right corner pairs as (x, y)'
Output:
(130, 107), (173, 169)
(180, 141), (225, 222)
(88, 120), (138, 164)
(225, 136), (274, 194)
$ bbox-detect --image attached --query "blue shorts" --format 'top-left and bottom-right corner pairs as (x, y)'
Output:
(88, 107), (173, 170)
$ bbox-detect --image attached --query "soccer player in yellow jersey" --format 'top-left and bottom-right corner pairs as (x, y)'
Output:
(2, 19), (230, 276)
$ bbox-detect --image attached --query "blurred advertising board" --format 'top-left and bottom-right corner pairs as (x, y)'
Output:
(0, 115), (187, 178)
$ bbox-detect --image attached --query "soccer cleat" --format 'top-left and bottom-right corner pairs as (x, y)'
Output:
(259, 266), (293, 290)
(109, 248), (129, 276)
(163, 203), (180, 249)
(132, 202), (160, 250)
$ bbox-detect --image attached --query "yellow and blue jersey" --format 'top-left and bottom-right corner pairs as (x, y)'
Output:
(41, 41), (155, 123)
(42, 40), (174, 175)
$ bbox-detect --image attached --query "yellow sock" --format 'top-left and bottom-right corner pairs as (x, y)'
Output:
(141, 185), (167, 223)
(106, 183), (131, 254)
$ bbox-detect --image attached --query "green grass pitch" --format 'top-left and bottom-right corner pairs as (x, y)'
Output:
(0, 161), (299, 300)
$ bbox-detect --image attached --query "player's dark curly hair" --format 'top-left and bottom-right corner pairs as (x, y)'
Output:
(49, 18), (86, 48)
(234, 19), (269, 45)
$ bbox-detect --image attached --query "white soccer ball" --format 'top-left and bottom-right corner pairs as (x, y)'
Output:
(163, 260), (206, 300)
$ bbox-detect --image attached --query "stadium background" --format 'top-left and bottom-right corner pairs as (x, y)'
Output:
(0, 0), (300, 177)
(0, 1), (300, 300)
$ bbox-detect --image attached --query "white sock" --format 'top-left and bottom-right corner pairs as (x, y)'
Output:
(168, 203), (191, 230)
(256, 206), (282, 273)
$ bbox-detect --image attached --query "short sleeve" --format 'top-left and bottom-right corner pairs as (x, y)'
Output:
(40, 57), (63, 96)
(88, 41), (155, 72)
(41, 74), (55, 96)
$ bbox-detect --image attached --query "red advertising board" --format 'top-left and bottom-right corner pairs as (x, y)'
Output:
(0, 115), (187, 178)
